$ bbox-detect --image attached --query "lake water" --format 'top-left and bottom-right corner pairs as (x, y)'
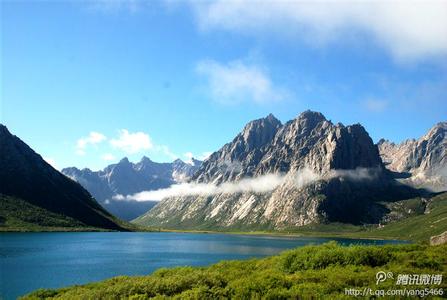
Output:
(0, 232), (405, 299)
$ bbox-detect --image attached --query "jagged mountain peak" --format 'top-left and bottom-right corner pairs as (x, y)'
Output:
(240, 114), (282, 151)
(173, 158), (186, 165)
(296, 110), (327, 122)
(346, 123), (370, 137)
(280, 110), (331, 140)
(136, 111), (420, 230)
(193, 110), (382, 183)
(266, 112), (279, 123)
(119, 157), (130, 164)
(424, 121), (446, 140)
(62, 156), (203, 220)
(139, 156), (152, 163)
(378, 121), (446, 192)
(377, 138), (392, 145)
(0, 123), (10, 135)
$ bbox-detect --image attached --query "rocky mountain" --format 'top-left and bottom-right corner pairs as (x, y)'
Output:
(135, 111), (417, 230)
(378, 122), (447, 192)
(0, 124), (126, 231)
(62, 157), (202, 220)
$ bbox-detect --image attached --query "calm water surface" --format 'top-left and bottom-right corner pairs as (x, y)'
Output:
(0, 232), (405, 299)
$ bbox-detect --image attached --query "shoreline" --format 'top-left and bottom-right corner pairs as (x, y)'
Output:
(0, 226), (410, 242)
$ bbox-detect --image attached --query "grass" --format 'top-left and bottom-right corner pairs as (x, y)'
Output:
(155, 192), (447, 243)
(0, 195), (144, 232)
(0, 195), (92, 231)
(22, 242), (447, 299)
(354, 192), (447, 242)
(10, 193), (447, 298)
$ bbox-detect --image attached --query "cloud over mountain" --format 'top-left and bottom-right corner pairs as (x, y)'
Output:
(114, 167), (378, 202)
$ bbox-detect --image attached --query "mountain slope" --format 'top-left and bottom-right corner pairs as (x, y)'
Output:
(0, 125), (126, 231)
(378, 122), (447, 192)
(62, 157), (201, 220)
(135, 111), (418, 230)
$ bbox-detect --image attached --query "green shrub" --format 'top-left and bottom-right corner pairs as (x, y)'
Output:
(21, 243), (447, 300)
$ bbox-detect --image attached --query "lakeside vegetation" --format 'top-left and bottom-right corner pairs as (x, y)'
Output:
(3, 190), (445, 241)
(23, 242), (447, 299)
(7, 192), (447, 298)
(0, 195), (141, 232)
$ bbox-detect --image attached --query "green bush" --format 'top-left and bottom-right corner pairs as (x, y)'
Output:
(22, 243), (447, 299)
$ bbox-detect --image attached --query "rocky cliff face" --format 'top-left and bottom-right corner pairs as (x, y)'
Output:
(135, 111), (414, 230)
(62, 157), (202, 220)
(378, 122), (447, 192)
(0, 124), (125, 230)
(194, 111), (382, 183)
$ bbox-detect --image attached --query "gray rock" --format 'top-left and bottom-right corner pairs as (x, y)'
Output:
(378, 122), (447, 192)
(430, 231), (447, 246)
(135, 111), (414, 229)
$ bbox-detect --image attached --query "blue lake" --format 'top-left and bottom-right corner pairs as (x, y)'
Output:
(0, 232), (405, 299)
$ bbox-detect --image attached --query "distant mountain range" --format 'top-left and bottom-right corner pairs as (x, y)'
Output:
(62, 157), (202, 220)
(378, 122), (446, 192)
(135, 111), (442, 230)
(0, 125), (126, 231)
(2, 111), (444, 232)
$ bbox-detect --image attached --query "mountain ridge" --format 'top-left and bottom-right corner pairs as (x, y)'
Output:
(0, 124), (127, 231)
(134, 111), (419, 230)
(378, 121), (447, 192)
(62, 156), (202, 220)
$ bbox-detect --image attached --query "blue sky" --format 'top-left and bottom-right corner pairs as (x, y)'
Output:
(1, 0), (446, 171)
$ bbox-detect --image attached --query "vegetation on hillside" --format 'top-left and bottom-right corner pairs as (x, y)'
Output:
(281, 192), (447, 242)
(23, 242), (447, 299)
(359, 192), (447, 241)
(156, 192), (447, 243)
(0, 195), (137, 232)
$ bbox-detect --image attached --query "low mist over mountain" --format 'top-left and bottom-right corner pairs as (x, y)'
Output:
(62, 157), (202, 220)
(134, 111), (419, 230)
(0, 125), (126, 230)
(378, 122), (447, 192)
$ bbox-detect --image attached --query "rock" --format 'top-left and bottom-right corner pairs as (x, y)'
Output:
(430, 231), (447, 245)
(378, 122), (447, 192)
(135, 111), (417, 229)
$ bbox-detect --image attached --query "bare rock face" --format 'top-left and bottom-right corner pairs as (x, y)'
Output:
(193, 113), (282, 183)
(194, 111), (382, 183)
(135, 111), (416, 230)
(430, 231), (447, 246)
(378, 122), (447, 192)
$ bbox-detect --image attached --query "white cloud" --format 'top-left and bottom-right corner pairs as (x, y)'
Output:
(183, 152), (194, 164)
(363, 98), (388, 112)
(114, 167), (378, 202)
(183, 151), (212, 163)
(110, 129), (153, 154)
(114, 173), (287, 201)
(156, 145), (178, 160)
(191, 0), (447, 62)
(196, 59), (287, 104)
(101, 153), (116, 161)
(76, 131), (107, 156)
